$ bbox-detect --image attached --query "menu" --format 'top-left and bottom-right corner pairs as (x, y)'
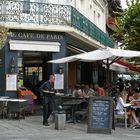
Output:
(91, 100), (110, 128)
(54, 74), (64, 89)
(6, 74), (17, 91)
(87, 97), (113, 134)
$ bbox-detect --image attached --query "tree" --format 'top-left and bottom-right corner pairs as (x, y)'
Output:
(113, 0), (140, 64)
(0, 25), (9, 49)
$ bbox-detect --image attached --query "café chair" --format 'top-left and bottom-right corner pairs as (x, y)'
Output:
(0, 101), (5, 118)
(0, 101), (8, 119)
(74, 108), (88, 122)
(7, 101), (26, 120)
(114, 108), (128, 128)
(63, 105), (73, 121)
(74, 101), (88, 123)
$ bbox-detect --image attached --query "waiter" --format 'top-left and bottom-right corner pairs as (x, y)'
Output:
(39, 75), (55, 126)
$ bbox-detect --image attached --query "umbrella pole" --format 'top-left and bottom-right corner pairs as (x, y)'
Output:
(106, 59), (110, 96)
(106, 57), (122, 96)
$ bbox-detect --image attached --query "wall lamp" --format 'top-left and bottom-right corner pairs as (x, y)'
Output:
(10, 57), (16, 74)
(58, 64), (63, 74)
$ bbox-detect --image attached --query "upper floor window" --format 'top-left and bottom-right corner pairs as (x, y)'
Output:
(80, 0), (85, 13)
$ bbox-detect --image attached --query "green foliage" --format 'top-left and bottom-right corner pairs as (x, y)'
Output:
(129, 71), (136, 78)
(113, 0), (140, 50)
(0, 25), (9, 49)
(112, 0), (140, 64)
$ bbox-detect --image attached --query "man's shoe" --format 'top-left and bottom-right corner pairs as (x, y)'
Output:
(43, 122), (50, 126)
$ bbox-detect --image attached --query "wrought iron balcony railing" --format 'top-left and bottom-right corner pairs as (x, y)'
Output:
(0, 0), (113, 47)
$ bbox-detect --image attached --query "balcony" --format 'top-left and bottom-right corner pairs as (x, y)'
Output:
(0, 0), (113, 47)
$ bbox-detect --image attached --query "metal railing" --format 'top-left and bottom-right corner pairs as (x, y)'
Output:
(0, 0), (113, 47)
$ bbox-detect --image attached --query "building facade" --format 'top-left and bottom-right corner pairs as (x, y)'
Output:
(0, 0), (115, 98)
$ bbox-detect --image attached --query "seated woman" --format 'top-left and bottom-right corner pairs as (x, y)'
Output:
(72, 85), (86, 98)
(116, 90), (140, 128)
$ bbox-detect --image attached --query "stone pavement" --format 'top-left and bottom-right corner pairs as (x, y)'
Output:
(0, 114), (140, 140)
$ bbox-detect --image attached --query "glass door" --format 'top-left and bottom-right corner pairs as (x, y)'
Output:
(24, 67), (42, 88)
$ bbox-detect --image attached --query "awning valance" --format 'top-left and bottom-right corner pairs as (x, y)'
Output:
(116, 60), (140, 73)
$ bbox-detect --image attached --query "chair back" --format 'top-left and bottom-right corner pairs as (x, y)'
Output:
(7, 101), (20, 112)
(0, 101), (4, 114)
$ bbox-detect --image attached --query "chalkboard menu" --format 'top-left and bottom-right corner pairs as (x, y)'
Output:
(87, 97), (113, 134)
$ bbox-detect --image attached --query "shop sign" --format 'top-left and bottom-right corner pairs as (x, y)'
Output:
(10, 31), (63, 41)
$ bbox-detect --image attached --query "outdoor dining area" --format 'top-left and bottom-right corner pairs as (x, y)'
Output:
(55, 88), (140, 131)
(0, 86), (140, 132)
(48, 46), (140, 130)
(0, 96), (32, 120)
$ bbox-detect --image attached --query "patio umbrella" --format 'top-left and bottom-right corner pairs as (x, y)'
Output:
(48, 53), (82, 63)
(49, 47), (140, 63)
(48, 47), (140, 95)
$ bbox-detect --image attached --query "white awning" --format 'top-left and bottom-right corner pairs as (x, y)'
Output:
(109, 63), (129, 73)
(102, 60), (129, 73)
(9, 40), (60, 52)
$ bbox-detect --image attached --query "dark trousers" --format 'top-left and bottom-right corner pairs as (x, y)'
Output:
(42, 96), (55, 124)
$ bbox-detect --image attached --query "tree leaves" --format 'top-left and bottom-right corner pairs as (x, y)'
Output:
(113, 0), (140, 48)
(112, 0), (140, 65)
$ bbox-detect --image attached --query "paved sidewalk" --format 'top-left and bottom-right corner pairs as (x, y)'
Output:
(0, 115), (140, 140)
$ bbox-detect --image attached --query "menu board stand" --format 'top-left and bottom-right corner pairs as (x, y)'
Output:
(6, 74), (17, 91)
(54, 74), (64, 90)
(87, 97), (113, 134)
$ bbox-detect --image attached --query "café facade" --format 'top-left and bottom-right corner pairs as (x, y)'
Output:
(0, 0), (115, 98)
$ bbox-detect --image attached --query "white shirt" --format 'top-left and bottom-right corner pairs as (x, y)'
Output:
(116, 97), (131, 115)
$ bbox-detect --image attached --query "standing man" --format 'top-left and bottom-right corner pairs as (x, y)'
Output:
(39, 75), (55, 126)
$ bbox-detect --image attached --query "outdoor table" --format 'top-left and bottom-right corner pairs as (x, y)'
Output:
(60, 96), (89, 102)
(0, 98), (28, 105)
(0, 98), (28, 119)
(0, 98), (12, 101)
(0, 96), (10, 99)
(62, 99), (85, 123)
(9, 99), (27, 102)
(8, 99), (28, 109)
(0, 98), (27, 101)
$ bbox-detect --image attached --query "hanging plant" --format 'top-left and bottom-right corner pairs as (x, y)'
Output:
(0, 25), (9, 49)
